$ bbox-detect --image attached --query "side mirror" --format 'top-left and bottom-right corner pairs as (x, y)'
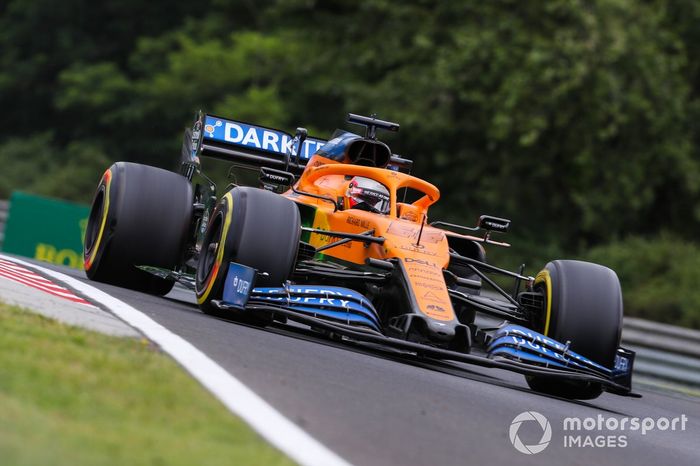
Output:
(478, 215), (510, 234)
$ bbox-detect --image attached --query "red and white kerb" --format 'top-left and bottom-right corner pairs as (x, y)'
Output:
(0, 258), (95, 307)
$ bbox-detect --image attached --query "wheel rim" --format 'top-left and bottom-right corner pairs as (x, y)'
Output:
(196, 211), (223, 290)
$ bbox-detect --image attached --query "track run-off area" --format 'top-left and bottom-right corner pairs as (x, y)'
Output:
(2, 254), (699, 466)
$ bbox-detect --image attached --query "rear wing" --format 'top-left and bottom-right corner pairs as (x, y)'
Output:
(185, 111), (413, 174)
(186, 112), (326, 173)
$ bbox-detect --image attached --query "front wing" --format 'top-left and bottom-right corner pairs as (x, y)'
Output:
(212, 262), (639, 398)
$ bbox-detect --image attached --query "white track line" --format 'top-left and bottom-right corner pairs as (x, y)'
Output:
(0, 255), (350, 466)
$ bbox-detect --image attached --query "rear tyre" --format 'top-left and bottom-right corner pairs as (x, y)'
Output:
(526, 260), (623, 399)
(195, 187), (301, 318)
(83, 162), (193, 295)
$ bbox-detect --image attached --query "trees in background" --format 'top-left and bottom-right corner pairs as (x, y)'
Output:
(1, 0), (699, 323)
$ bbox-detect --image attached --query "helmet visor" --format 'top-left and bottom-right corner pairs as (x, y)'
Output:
(347, 177), (390, 214)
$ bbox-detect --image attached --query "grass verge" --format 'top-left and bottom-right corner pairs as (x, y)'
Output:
(0, 301), (292, 466)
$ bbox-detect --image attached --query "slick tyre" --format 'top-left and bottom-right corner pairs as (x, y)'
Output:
(83, 162), (193, 295)
(195, 187), (301, 317)
(527, 260), (623, 400)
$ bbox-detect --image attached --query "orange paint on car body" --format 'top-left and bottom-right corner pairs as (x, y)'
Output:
(284, 155), (456, 322)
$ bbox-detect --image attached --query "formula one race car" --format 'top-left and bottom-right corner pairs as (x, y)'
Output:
(83, 111), (637, 400)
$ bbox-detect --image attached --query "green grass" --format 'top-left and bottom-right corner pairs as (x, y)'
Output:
(0, 302), (292, 466)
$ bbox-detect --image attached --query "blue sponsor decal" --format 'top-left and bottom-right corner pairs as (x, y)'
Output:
(247, 285), (381, 331)
(614, 353), (629, 372)
(252, 286), (375, 308)
(203, 115), (326, 160)
(273, 305), (380, 331)
(487, 324), (612, 376)
(251, 295), (380, 327)
(489, 347), (571, 370)
(222, 262), (256, 309)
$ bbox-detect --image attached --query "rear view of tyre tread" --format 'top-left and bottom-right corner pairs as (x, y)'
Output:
(84, 162), (193, 295)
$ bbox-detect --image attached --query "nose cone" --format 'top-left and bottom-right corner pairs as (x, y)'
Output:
(426, 319), (456, 342)
(421, 317), (471, 352)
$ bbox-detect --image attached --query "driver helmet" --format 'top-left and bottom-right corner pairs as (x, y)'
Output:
(345, 177), (390, 214)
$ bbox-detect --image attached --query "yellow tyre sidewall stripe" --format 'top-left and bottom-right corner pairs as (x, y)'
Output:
(197, 192), (234, 305)
(534, 269), (553, 336)
(84, 169), (112, 271)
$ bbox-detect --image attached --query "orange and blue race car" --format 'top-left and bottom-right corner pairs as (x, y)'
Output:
(83, 111), (638, 400)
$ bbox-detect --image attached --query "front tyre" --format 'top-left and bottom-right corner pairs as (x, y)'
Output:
(527, 260), (623, 399)
(84, 162), (193, 295)
(195, 187), (301, 315)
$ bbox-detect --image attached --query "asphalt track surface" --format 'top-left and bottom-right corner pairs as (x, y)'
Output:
(31, 261), (700, 466)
